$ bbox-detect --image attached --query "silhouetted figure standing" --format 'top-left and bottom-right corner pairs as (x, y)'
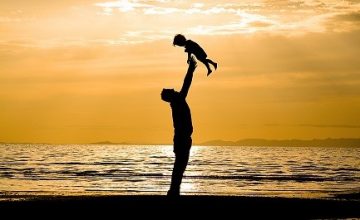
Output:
(161, 57), (197, 197)
(173, 34), (217, 76)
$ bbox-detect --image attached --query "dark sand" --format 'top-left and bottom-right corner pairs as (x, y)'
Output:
(1, 195), (359, 218)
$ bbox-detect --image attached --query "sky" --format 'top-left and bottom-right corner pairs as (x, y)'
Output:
(1, 0), (360, 144)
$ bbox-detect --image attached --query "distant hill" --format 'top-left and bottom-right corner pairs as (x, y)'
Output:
(200, 138), (360, 147)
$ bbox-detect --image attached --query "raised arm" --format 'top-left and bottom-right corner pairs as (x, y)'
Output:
(180, 56), (197, 98)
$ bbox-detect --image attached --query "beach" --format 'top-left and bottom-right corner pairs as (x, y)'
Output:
(1, 195), (360, 218)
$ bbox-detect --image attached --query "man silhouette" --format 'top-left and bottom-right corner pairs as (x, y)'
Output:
(161, 56), (197, 197)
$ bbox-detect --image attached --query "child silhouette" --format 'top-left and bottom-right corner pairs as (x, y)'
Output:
(173, 34), (217, 76)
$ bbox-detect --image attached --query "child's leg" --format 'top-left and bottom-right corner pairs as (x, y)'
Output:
(206, 59), (217, 70)
(201, 60), (212, 75)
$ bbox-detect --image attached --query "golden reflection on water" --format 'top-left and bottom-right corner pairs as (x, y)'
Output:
(181, 145), (202, 194)
(0, 144), (359, 198)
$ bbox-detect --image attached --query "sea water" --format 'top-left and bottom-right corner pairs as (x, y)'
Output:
(0, 144), (359, 198)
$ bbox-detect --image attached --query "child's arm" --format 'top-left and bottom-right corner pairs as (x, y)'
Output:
(185, 44), (191, 63)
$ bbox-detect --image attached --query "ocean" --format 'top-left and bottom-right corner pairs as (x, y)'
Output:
(0, 144), (359, 198)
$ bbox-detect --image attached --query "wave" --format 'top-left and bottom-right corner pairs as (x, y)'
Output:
(1, 169), (358, 182)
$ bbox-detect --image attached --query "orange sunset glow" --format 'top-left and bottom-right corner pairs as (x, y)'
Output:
(1, 0), (360, 144)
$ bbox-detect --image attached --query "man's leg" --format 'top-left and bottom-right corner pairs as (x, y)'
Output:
(168, 137), (192, 196)
(168, 151), (190, 196)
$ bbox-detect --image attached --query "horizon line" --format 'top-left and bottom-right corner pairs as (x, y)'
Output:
(2, 137), (360, 145)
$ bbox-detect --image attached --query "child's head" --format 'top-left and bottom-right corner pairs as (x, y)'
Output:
(173, 34), (186, 47)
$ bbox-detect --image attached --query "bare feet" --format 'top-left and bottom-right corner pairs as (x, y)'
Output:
(207, 69), (212, 76)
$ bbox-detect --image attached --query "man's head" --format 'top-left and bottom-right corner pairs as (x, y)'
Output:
(173, 34), (186, 47)
(161, 88), (176, 102)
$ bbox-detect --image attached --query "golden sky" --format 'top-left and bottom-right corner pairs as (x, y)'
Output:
(1, 0), (360, 144)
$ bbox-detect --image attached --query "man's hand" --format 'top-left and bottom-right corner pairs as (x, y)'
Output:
(187, 52), (191, 64)
(188, 56), (197, 70)
(180, 56), (197, 98)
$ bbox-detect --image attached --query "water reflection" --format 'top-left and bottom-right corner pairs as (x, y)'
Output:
(0, 144), (359, 198)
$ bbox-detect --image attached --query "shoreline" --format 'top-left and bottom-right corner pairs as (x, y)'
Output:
(1, 195), (359, 218)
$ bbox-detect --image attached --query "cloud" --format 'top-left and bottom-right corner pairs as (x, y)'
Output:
(143, 6), (179, 15)
(95, 0), (149, 12)
(325, 11), (360, 32)
(187, 22), (254, 35)
(2, 0), (360, 48)
(95, 1), (243, 16)
(333, 11), (360, 22)
(92, 0), (360, 41)
(249, 21), (273, 28)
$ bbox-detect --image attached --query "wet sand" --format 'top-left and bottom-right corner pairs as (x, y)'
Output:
(1, 195), (359, 218)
